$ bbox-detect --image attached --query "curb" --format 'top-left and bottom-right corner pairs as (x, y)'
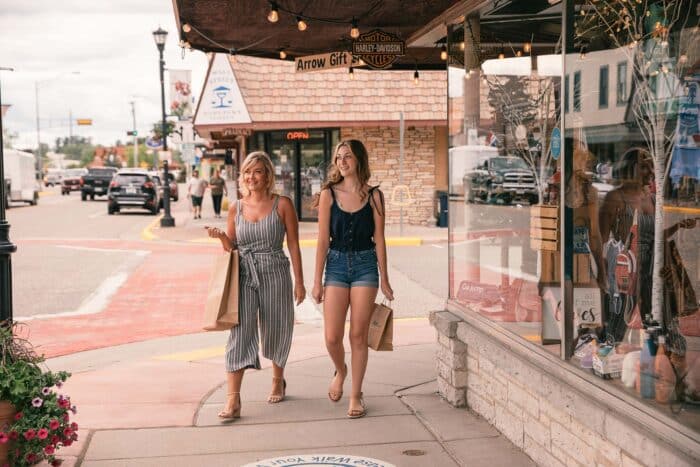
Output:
(141, 215), (162, 241)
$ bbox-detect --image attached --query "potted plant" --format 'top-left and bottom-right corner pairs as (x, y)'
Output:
(0, 324), (77, 467)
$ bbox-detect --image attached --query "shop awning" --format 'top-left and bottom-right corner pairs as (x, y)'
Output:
(172, 0), (463, 69)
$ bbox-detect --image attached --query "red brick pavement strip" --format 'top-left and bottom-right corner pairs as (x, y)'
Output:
(18, 239), (219, 358)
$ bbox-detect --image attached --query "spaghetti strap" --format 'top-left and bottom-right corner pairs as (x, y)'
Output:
(236, 199), (242, 222)
(368, 186), (384, 217)
(272, 194), (280, 210)
(329, 187), (336, 201)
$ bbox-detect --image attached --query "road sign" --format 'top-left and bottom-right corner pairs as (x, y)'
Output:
(76, 119), (92, 126)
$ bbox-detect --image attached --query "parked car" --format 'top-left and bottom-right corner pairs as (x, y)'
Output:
(151, 171), (179, 202)
(61, 168), (87, 195)
(4, 149), (40, 207)
(107, 169), (161, 215)
(463, 155), (539, 205)
(43, 168), (64, 187)
(81, 167), (118, 201)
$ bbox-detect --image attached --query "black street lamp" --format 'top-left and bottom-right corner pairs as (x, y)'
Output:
(153, 27), (175, 228)
(0, 67), (16, 323)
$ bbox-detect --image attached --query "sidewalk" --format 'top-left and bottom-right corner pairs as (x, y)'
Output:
(48, 319), (534, 467)
(147, 191), (449, 246)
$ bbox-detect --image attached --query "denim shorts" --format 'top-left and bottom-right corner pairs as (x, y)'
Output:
(324, 248), (379, 288)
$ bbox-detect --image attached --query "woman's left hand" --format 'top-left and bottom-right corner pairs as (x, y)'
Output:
(381, 278), (394, 301)
(294, 282), (306, 305)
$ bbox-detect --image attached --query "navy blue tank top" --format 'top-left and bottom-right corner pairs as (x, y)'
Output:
(329, 186), (382, 252)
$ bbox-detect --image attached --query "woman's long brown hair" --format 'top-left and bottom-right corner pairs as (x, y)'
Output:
(312, 139), (371, 207)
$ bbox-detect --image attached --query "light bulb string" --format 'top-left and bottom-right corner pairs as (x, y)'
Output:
(183, 22), (276, 55)
(267, 0), (382, 29)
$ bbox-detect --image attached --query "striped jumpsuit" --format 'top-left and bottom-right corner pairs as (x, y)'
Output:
(225, 195), (294, 372)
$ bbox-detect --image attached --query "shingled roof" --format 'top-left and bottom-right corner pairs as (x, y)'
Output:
(197, 55), (446, 131)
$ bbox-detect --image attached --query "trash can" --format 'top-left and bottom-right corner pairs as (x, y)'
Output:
(436, 190), (448, 228)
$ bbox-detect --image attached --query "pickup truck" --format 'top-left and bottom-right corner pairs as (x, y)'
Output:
(81, 167), (118, 201)
(463, 156), (539, 205)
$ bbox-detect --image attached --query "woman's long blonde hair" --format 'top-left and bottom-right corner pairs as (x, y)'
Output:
(238, 151), (275, 197)
(312, 140), (371, 208)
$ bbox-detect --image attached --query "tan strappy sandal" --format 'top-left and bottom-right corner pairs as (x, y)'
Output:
(218, 392), (241, 419)
(347, 393), (366, 419)
(268, 377), (287, 404)
(328, 364), (347, 402)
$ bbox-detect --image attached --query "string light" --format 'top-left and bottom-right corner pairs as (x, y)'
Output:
(268, 2), (279, 23)
(349, 66), (355, 79)
(579, 46), (587, 60)
(523, 42), (531, 53)
(516, 50), (522, 57)
(440, 45), (447, 61)
(459, 42), (465, 51)
(413, 69), (419, 85)
(297, 17), (308, 31)
(350, 18), (360, 39)
(279, 49), (287, 59)
(498, 51), (505, 60)
(229, 48), (237, 63)
(182, 23), (191, 33)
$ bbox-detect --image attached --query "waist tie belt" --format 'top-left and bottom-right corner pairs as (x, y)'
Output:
(238, 247), (284, 289)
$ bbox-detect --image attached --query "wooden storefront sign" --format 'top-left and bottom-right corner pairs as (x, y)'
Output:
(295, 52), (355, 73)
(530, 205), (559, 251)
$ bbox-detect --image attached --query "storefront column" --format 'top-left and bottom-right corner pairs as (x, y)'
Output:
(463, 14), (481, 282)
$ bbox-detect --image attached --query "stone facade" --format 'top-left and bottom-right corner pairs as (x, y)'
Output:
(341, 126), (438, 226)
(430, 310), (699, 467)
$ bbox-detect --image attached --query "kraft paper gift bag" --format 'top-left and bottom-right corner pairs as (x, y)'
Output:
(203, 250), (239, 331)
(368, 300), (393, 351)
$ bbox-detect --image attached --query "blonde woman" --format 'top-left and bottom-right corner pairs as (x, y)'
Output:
(311, 140), (394, 418)
(207, 151), (305, 419)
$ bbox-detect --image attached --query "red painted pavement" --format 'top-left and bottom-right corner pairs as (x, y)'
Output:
(18, 239), (219, 358)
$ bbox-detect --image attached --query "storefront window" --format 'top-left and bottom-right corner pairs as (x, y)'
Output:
(447, 6), (563, 354)
(568, 0), (700, 429)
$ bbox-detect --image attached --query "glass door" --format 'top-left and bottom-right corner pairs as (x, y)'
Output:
(268, 133), (297, 203)
(299, 139), (326, 220)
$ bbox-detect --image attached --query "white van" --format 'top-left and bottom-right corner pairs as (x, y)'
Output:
(4, 149), (40, 207)
(448, 145), (500, 196)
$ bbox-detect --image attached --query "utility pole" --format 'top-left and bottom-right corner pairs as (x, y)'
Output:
(130, 101), (138, 168)
(69, 109), (73, 140)
(35, 82), (41, 176)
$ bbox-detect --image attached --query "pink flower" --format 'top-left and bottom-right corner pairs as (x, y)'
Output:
(8, 431), (18, 441)
(51, 459), (63, 466)
(70, 422), (78, 431)
(23, 429), (36, 440)
(63, 427), (73, 438)
(42, 387), (52, 396)
(26, 453), (37, 463)
(49, 419), (60, 430)
(63, 439), (73, 447)
(38, 428), (49, 440)
(0, 433), (8, 444)
(44, 445), (55, 455)
(32, 397), (43, 408)
(13, 412), (22, 421)
(51, 435), (60, 445)
(55, 381), (63, 388)
(62, 413), (70, 422)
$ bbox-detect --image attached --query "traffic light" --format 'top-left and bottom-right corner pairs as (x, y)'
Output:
(127, 130), (138, 136)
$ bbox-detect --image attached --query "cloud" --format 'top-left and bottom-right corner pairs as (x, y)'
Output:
(0, 2), (208, 148)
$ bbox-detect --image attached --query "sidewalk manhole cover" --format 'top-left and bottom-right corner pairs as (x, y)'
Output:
(241, 454), (396, 467)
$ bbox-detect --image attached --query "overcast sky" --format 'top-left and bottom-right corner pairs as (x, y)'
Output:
(0, 0), (208, 150)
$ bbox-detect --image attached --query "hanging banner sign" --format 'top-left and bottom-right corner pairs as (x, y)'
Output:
(222, 127), (252, 137)
(352, 29), (405, 69)
(295, 52), (355, 73)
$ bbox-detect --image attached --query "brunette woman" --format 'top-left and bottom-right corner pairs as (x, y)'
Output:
(207, 151), (305, 419)
(311, 139), (394, 419)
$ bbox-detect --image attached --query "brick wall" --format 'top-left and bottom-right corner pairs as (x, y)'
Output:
(430, 311), (699, 467)
(340, 126), (437, 226)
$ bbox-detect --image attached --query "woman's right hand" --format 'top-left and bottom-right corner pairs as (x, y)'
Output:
(311, 282), (324, 304)
(206, 227), (225, 239)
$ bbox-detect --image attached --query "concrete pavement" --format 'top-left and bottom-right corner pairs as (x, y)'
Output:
(48, 319), (534, 467)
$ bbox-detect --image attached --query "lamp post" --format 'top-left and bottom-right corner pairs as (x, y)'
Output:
(153, 27), (175, 227)
(0, 67), (16, 324)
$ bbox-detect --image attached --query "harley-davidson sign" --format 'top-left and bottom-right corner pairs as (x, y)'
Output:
(352, 29), (405, 69)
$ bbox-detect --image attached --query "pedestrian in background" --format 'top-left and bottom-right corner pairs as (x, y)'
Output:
(210, 169), (228, 218)
(187, 170), (208, 219)
(311, 139), (394, 419)
(206, 151), (306, 420)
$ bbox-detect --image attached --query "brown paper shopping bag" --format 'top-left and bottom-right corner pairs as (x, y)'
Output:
(203, 250), (239, 331)
(368, 300), (393, 351)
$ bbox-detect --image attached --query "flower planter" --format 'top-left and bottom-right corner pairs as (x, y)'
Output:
(0, 401), (16, 464)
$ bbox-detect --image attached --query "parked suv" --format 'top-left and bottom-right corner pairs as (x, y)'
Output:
(463, 156), (538, 205)
(107, 169), (161, 215)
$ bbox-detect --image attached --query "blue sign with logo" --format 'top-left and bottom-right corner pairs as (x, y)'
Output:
(145, 136), (162, 150)
(551, 127), (561, 160)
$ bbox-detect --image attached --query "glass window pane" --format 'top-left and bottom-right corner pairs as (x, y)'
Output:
(568, 0), (699, 430)
(599, 66), (609, 108)
(447, 9), (562, 355)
